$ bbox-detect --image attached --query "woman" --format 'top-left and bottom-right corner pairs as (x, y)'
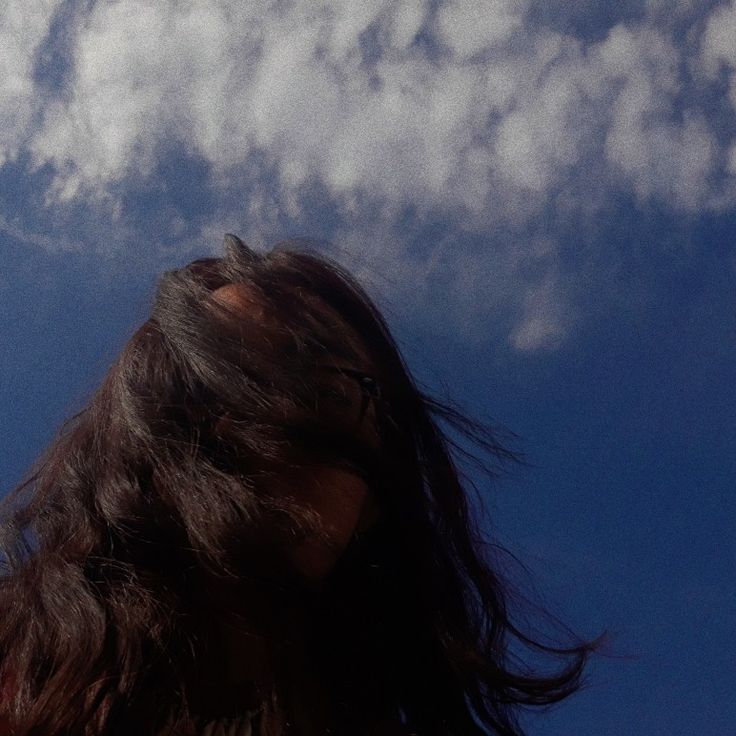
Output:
(0, 235), (602, 735)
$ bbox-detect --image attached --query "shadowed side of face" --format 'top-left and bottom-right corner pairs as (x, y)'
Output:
(211, 282), (382, 582)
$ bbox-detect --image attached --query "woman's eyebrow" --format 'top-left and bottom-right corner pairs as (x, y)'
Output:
(311, 362), (359, 375)
(313, 364), (379, 387)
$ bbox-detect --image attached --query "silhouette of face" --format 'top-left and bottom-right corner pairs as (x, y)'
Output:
(211, 283), (382, 582)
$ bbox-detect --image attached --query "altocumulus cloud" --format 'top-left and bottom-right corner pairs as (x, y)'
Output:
(2, 0), (735, 349)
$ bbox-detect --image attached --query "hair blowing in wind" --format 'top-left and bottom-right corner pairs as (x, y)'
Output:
(0, 235), (605, 735)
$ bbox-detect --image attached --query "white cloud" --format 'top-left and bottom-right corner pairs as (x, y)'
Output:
(25, 0), (732, 214)
(510, 312), (566, 352)
(701, 1), (736, 77)
(509, 267), (568, 352)
(29, 0), (244, 199)
(700, 1), (736, 179)
(645, 0), (701, 21)
(701, 0), (736, 179)
(0, 0), (62, 165)
(434, 0), (529, 58)
(3, 0), (736, 350)
(491, 32), (589, 193)
(598, 24), (717, 211)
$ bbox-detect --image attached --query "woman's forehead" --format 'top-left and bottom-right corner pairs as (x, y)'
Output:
(211, 283), (268, 322)
(211, 282), (375, 370)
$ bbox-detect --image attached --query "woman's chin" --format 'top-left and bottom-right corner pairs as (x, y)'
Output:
(288, 540), (342, 584)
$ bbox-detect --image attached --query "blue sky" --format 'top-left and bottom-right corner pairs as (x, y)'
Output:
(1, 1), (735, 733)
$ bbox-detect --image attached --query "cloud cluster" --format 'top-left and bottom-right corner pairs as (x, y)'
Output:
(2, 0), (735, 349)
(19, 0), (732, 210)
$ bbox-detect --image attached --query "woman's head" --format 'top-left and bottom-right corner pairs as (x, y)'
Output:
(0, 234), (604, 736)
(138, 236), (419, 591)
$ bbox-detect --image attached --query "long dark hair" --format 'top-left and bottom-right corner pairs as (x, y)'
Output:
(0, 235), (604, 735)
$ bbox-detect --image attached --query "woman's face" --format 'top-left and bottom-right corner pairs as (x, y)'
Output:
(212, 283), (382, 582)
(284, 463), (381, 581)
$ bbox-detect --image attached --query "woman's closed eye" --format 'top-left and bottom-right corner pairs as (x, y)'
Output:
(317, 384), (353, 405)
(313, 365), (381, 421)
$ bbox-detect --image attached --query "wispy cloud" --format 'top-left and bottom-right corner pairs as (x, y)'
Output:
(2, 0), (734, 349)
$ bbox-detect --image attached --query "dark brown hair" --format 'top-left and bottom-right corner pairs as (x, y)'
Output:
(0, 235), (604, 735)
